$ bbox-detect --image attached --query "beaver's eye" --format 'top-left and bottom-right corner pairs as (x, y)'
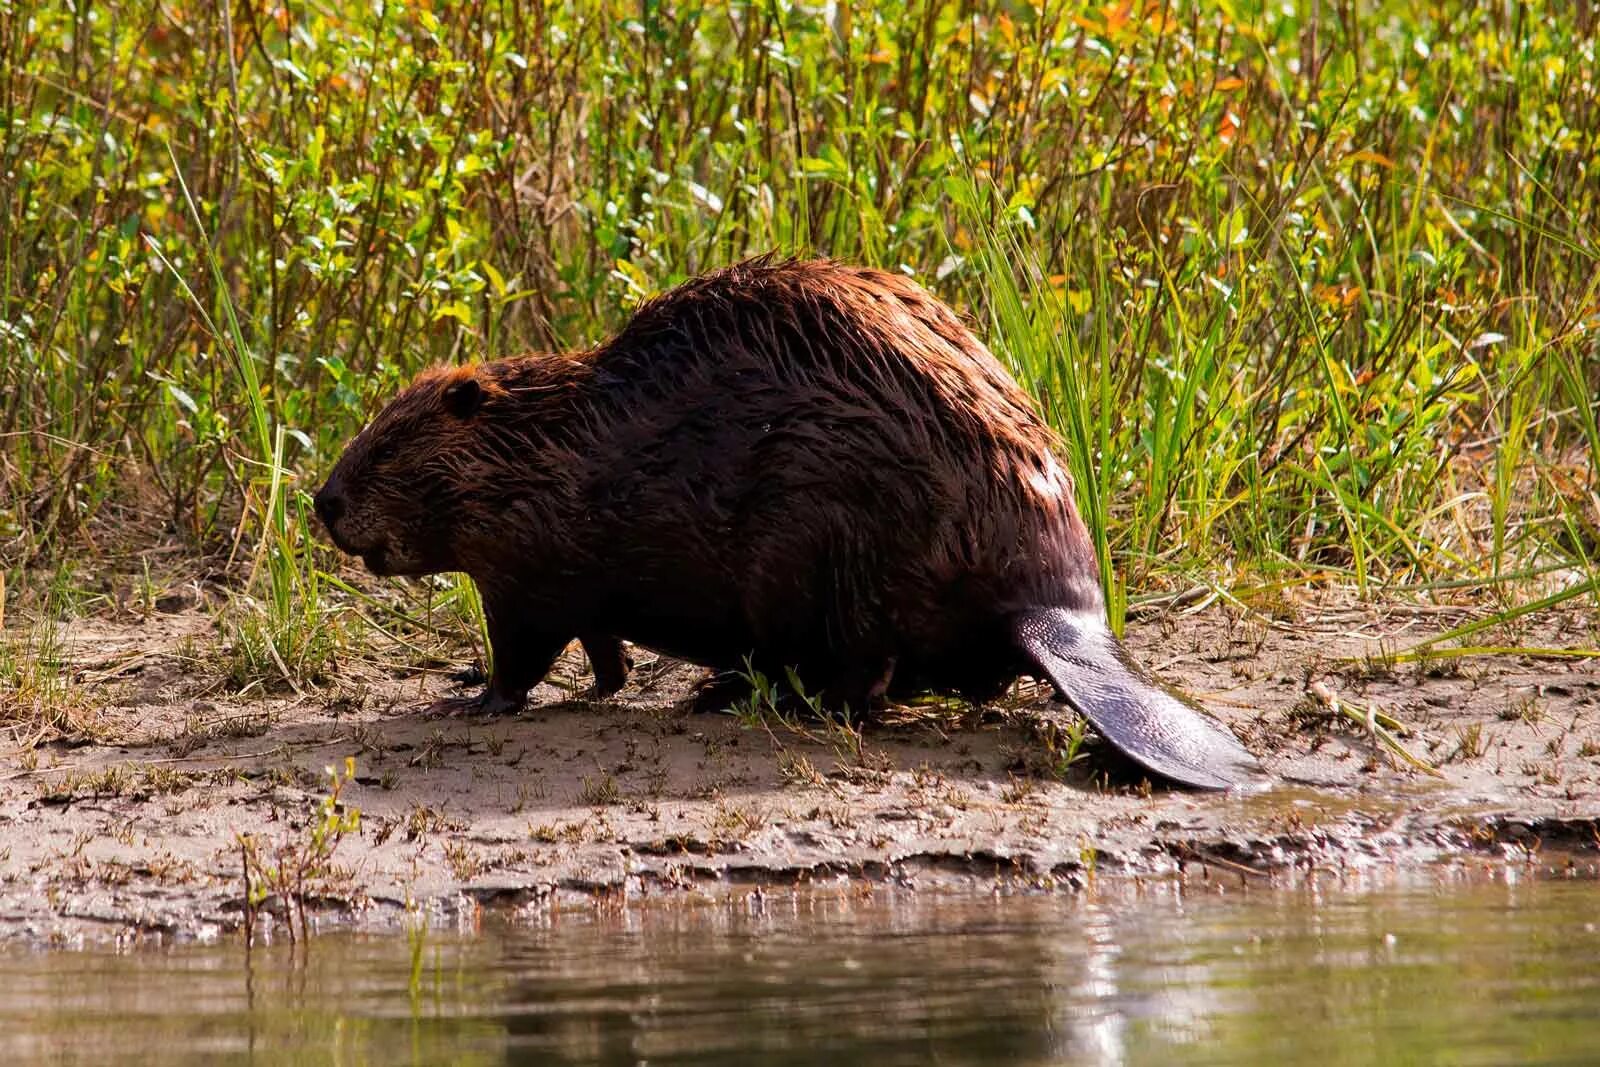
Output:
(373, 441), (398, 465)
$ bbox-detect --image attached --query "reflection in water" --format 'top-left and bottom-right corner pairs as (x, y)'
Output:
(2, 873), (1600, 1065)
(494, 897), (1066, 1066)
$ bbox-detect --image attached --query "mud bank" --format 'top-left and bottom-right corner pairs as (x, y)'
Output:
(2, 597), (1598, 945)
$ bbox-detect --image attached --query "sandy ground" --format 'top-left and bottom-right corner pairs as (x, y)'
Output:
(2, 592), (1598, 945)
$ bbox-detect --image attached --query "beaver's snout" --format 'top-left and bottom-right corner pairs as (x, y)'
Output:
(313, 481), (346, 529)
(313, 479), (368, 559)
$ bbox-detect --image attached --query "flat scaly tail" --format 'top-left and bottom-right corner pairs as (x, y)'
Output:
(1012, 607), (1266, 790)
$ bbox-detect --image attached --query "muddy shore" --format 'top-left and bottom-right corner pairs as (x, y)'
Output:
(3, 595), (1598, 946)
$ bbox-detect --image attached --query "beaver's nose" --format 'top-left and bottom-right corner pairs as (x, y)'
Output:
(313, 483), (345, 528)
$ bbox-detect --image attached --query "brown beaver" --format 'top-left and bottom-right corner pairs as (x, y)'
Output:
(315, 257), (1262, 789)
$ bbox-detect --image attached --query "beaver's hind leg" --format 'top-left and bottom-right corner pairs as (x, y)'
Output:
(580, 634), (631, 698)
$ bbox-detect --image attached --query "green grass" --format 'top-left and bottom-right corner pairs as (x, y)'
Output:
(1, 1), (1597, 700)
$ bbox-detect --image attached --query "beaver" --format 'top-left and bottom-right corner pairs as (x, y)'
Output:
(315, 257), (1262, 789)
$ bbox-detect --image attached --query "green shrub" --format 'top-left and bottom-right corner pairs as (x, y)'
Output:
(1, 0), (1595, 606)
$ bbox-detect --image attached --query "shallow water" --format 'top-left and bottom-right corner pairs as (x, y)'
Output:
(4, 873), (1599, 1065)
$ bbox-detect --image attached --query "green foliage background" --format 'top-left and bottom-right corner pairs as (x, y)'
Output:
(3, 0), (1598, 607)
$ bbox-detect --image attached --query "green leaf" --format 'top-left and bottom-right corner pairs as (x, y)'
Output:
(166, 382), (198, 415)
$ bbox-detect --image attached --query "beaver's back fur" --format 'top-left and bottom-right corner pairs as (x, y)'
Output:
(318, 257), (1262, 789)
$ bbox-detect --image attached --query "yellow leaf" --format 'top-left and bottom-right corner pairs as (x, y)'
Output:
(482, 260), (506, 297)
(1345, 150), (1396, 169)
(432, 301), (472, 325)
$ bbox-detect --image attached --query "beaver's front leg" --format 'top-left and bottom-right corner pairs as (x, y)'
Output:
(428, 596), (568, 716)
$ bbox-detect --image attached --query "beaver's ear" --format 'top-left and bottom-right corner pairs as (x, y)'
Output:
(442, 377), (483, 419)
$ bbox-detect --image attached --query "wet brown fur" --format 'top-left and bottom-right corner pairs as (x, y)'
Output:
(318, 257), (1105, 711)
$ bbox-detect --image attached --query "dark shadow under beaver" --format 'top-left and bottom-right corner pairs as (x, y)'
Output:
(315, 257), (1263, 790)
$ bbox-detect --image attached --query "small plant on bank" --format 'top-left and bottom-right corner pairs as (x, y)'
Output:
(238, 757), (362, 946)
(1042, 716), (1093, 780)
(0, 571), (105, 744)
(731, 659), (869, 769)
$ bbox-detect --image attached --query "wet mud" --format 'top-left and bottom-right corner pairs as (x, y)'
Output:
(2, 596), (1598, 945)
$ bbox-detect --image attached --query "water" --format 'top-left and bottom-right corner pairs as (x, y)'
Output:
(4, 873), (1599, 1065)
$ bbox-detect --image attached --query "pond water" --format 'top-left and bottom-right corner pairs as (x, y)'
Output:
(3, 871), (1598, 1065)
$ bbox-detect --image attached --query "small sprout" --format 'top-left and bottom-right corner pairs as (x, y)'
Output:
(579, 773), (621, 806)
(1498, 695), (1544, 725)
(777, 749), (823, 787)
(1452, 723), (1487, 762)
(1001, 775), (1037, 804)
(442, 840), (488, 881)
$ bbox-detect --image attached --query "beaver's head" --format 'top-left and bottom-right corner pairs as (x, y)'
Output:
(314, 365), (498, 577)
